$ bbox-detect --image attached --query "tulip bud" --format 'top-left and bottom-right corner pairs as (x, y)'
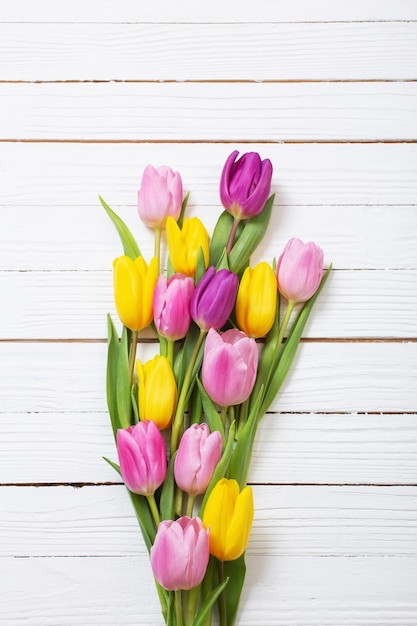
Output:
(153, 273), (195, 341)
(137, 164), (183, 229)
(116, 421), (166, 496)
(190, 266), (238, 331)
(166, 216), (209, 277)
(113, 255), (158, 331)
(150, 516), (210, 590)
(202, 478), (254, 561)
(136, 355), (177, 430)
(174, 423), (222, 496)
(236, 261), (277, 338)
(276, 238), (324, 304)
(220, 150), (273, 220)
(202, 328), (258, 407)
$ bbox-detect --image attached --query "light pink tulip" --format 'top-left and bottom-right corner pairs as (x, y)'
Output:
(202, 328), (258, 407)
(276, 237), (324, 303)
(153, 273), (195, 341)
(150, 516), (210, 590)
(174, 423), (222, 496)
(137, 165), (183, 229)
(116, 421), (166, 496)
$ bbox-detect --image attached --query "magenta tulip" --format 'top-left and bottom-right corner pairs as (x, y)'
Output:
(190, 266), (238, 331)
(150, 516), (210, 590)
(276, 237), (324, 303)
(202, 328), (258, 407)
(116, 421), (166, 496)
(174, 424), (222, 496)
(137, 164), (183, 229)
(220, 150), (273, 220)
(153, 273), (195, 341)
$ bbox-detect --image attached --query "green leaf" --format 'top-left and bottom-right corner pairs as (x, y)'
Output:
(131, 383), (139, 424)
(102, 456), (121, 476)
(191, 577), (229, 626)
(223, 554), (246, 626)
(228, 194), (274, 274)
(116, 326), (132, 429)
(106, 314), (120, 438)
(209, 210), (234, 267)
(259, 265), (332, 417)
(196, 378), (225, 444)
(128, 491), (156, 550)
(195, 246), (208, 284)
(159, 452), (177, 521)
(200, 421), (236, 516)
(99, 195), (141, 260)
(177, 191), (190, 229)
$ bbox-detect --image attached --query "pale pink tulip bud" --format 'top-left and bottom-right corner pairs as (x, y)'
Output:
(276, 237), (324, 303)
(137, 164), (183, 229)
(202, 328), (258, 407)
(153, 273), (195, 341)
(150, 516), (210, 590)
(116, 421), (166, 496)
(174, 423), (222, 496)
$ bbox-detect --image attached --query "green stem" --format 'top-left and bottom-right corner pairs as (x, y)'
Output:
(226, 217), (240, 255)
(185, 586), (200, 626)
(128, 330), (138, 384)
(175, 590), (184, 626)
(167, 340), (175, 368)
(171, 329), (207, 455)
(186, 494), (196, 518)
(218, 560), (227, 626)
(154, 227), (162, 274)
(146, 493), (161, 527)
(275, 300), (295, 353)
(220, 406), (228, 429)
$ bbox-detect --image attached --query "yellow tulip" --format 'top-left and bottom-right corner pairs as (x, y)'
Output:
(136, 355), (177, 430)
(236, 261), (277, 338)
(166, 216), (209, 277)
(202, 478), (254, 561)
(113, 255), (158, 331)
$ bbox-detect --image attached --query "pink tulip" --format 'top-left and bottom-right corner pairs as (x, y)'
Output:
(174, 424), (222, 496)
(116, 421), (166, 496)
(150, 516), (210, 590)
(276, 238), (324, 303)
(202, 328), (258, 407)
(137, 164), (183, 229)
(153, 273), (195, 341)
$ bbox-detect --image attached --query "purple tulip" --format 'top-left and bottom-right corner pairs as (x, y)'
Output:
(220, 150), (273, 219)
(116, 421), (166, 496)
(174, 424), (222, 496)
(202, 328), (258, 407)
(276, 238), (324, 304)
(150, 516), (210, 590)
(190, 266), (238, 331)
(153, 273), (195, 341)
(137, 164), (183, 229)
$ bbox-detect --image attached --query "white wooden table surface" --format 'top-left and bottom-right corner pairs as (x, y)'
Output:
(1, 1), (417, 624)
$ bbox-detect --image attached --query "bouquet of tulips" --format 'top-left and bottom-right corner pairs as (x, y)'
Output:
(100, 150), (330, 626)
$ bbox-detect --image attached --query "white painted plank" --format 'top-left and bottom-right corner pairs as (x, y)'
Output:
(0, 22), (416, 80)
(1, 143), (416, 209)
(0, 412), (416, 485)
(0, 342), (415, 413)
(1, 555), (416, 625)
(1, 204), (415, 271)
(1, 270), (416, 339)
(3, 82), (417, 141)
(1, 485), (416, 556)
(2, 0), (417, 22)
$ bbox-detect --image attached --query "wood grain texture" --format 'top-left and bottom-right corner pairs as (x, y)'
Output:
(3, 82), (417, 141)
(1, 412), (416, 485)
(0, 22), (417, 81)
(1, 269), (416, 339)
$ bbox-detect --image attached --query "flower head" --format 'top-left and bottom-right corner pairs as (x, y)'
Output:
(220, 150), (273, 220)
(190, 266), (238, 331)
(153, 273), (195, 341)
(166, 216), (209, 277)
(113, 255), (158, 331)
(203, 478), (254, 561)
(116, 421), (166, 496)
(236, 261), (277, 338)
(137, 165), (183, 229)
(151, 516), (210, 590)
(202, 328), (258, 407)
(276, 238), (324, 303)
(136, 355), (177, 430)
(174, 423), (222, 496)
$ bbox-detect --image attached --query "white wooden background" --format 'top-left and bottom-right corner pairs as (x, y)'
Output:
(1, 1), (417, 624)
